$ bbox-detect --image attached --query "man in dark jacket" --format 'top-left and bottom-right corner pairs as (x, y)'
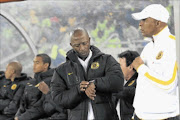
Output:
(114, 50), (139, 120)
(0, 71), (6, 89)
(51, 28), (124, 120)
(0, 62), (30, 120)
(15, 54), (67, 120)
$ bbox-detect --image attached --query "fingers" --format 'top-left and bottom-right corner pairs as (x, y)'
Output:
(85, 84), (96, 100)
(80, 81), (89, 85)
(85, 89), (96, 100)
(80, 81), (89, 92)
(80, 81), (96, 100)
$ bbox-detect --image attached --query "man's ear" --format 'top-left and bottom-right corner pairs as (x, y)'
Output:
(10, 67), (15, 74)
(156, 20), (161, 26)
(44, 63), (49, 69)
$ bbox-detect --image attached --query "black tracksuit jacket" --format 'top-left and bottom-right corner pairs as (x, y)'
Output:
(51, 46), (124, 120)
(0, 71), (6, 89)
(0, 73), (30, 117)
(16, 69), (67, 120)
(113, 73), (138, 120)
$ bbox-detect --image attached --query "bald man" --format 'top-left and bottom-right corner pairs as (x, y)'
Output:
(51, 28), (124, 120)
(0, 62), (30, 120)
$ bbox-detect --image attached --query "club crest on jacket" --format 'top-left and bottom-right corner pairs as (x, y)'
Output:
(128, 80), (135, 86)
(156, 51), (163, 60)
(91, 62), (99, 69)
(11, 84), (17, 90)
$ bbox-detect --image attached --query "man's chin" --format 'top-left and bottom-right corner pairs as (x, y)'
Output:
(79, 54), (88, 59)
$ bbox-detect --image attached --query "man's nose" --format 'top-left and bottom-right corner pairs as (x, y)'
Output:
(139, 20), (143, 26)
(79, 44), (85, 51)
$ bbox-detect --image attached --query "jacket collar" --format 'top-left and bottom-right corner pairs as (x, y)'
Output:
(0, 71), (5, 79)
(34, 68), (54, 81)
(125, 72), (138, 86)
(14, 73), (28, 81)
(66, 45), (104, 62)
(5, 73), (28, 83)
(152, 26), (170, 44)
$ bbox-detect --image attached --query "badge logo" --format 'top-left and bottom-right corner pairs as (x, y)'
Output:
(156, 51), (163, 60)
(68, 72), (73, 75)
(91, 62), (99, 69)
(35, 83), (40, 87)
(128, 80), (135, 86)
(11, 84), (17, 90)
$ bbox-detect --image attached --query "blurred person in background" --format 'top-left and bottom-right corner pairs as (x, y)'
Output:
(113, 50), (139, 120)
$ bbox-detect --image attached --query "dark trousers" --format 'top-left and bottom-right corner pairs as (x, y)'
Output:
(134, 114), (180, 120)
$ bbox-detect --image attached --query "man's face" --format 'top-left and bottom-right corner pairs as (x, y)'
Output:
(5, 65), (14, 79)
(33, 56), (47, 73)
(139, 17), (157, 37)
(70, 33), (90, 59)
(119, 57), (131, 81)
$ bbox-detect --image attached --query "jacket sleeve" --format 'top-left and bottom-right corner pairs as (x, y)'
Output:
(3, 85), (25, 115)
(0, 99), (10, 111)
(16, 96), (44, 120)
(138, 39), (177, 90)
(0, 86), (11, 111)
(43, 92), (56, 115)
(94, 56), (124, 93)
(116, 87), (136, 100)
(15, 99), (25, 118)
(51, 69), (85, 109)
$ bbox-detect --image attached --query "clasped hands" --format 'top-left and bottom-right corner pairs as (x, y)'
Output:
(132, 56), (144, 70)
(38, 81), (50, 94)
(80, 81), (96, 100)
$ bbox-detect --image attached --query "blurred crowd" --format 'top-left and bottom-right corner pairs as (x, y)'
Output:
(0, 0), (174, 76)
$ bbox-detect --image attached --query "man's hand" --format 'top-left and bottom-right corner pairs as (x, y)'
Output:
(80, 81), (89, 92)
(38, 81), (50, 94)
(132, 56), (144, 70)
(14, 117), (18, 120)
(85, 82), (96, 100)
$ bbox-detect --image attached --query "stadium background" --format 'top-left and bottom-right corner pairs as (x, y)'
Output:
(0, 0), (176, 77)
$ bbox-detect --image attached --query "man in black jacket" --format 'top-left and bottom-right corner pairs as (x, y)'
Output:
(15, 54), (67, 120)
(114, 50), (139, 120)
(51, 28), (124, 120)
(0, 62), (30, 120)
(0, 71), (6, 89)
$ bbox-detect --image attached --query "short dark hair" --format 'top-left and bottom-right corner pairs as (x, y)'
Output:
(36, 53), (51, 68)
(71, 28), (89, 39)
(118, 50), (140, 71)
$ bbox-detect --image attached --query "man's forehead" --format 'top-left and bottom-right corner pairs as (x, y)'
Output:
(34, 56), (43, 62)
(6, 64), (12, 69)
(72, 34), (85, 40)
(71, 34), (88, 44)
(119, 57), (126, 62)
